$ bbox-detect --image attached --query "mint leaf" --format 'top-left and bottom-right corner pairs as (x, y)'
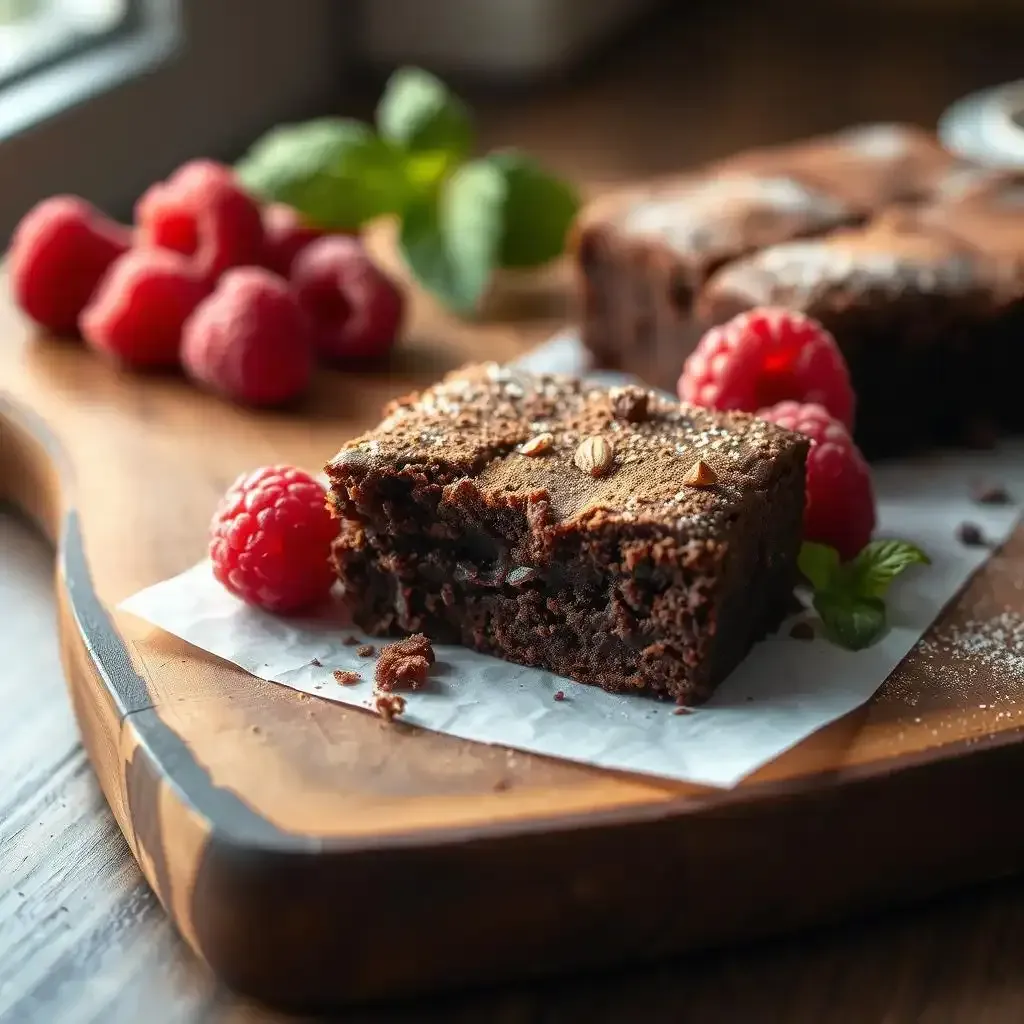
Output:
(814, 591), (887, 651)
(485, 151), (580, 268)
(377, 67), (472, 162)
(797, 541), (841, 592)
(236, 118), (408, 230)
(398, 158), (507, 313)
(846, 539), (931, 599)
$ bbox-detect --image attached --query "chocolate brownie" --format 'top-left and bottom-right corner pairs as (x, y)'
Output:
(714, 123), (959, 207)
(700, 217), (1003, 455)
(575, 123), (1020, 454)
(326, 365), (808, 704)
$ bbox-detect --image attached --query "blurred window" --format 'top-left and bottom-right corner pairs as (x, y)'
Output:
(0, 0), (131, 86)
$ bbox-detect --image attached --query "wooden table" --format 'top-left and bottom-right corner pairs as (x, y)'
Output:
(5, 4), (1024, 1020)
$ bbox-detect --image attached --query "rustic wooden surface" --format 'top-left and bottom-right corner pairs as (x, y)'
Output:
(6, 3), (1024, 1021)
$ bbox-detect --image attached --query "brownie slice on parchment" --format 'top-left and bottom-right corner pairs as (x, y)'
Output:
(326, 364), (807, 704)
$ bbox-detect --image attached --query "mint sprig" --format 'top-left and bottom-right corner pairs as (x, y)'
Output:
(236, 68), (580, 314)
(798, 539), (930, 650)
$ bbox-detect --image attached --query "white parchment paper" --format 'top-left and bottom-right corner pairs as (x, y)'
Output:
(119, 335), (1024, 788)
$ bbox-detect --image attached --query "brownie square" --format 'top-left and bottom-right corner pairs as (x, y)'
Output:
(699, 218), (1002, 455)
(574, 124), (1019, 456)
(326, 364), (808, 704)
(575, 171), (863, 389)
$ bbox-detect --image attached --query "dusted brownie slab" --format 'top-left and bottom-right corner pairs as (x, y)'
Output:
(575, 123), (1020, 455)
(713, 123), (959, 208)
(700, 218), (1002, 454)
(326, 364), (808, 704)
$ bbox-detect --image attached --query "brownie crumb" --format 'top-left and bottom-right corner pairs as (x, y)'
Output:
(609, 385), (649, 423)
(374, 691), (406, 722)
(553, 690), (566, 701)
(956, 521), (989, 548)
(972, 483), (1012, 506)
(309, 657), (322, 667)
(789, 622), (815, 641)
(250, 725), (262, 735)
(342, 635), (360, 646)
(672, 706), (692, 716)
(333, 669), (361, 686)
(356, 644), (375, 657)
(494, 777), (511, 792)
(375, 633), (435, 691)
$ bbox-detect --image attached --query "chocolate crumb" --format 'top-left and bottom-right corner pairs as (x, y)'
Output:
(333, 669), (361, 686)
(553, 690), (565, 701)
(789, 622), (815, 641)
(494, 777), (511, 792)
(973, 483), (1012, 506)
(250, 725), (262, 735)
(672, 706), (692, 716)
(310, 657), (322, 667)
(956, 521), (989, 548)
(356, 644), (375, 657)
(374, 691), (406, 722)
(375, 633), (435, 691)
(343, 635), (360, 646)
(609, 385), (649, 423)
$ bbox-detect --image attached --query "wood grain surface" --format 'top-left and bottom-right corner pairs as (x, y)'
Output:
(7, 508), (1024, 1024)
(6, 3), (1024, 1020)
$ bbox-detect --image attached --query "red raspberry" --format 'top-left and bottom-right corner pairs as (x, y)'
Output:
(181, 267), (314, 406)
(261, 203), (327, 277)
(9, 196), (131, 334)
(759, 400), (876, 560)
(136, 160), (264, 283)
(290, 236), (404, 362)
(209, 465), (339, 613)
(679, 308), (855, 430)
(80, 248), (209, 368)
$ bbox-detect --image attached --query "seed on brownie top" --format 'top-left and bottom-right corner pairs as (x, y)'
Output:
(326, 363), (805, 528)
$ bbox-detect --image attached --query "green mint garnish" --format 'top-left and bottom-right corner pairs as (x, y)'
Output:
(236, 67), (580, 314)
(798, 539), (930, 651)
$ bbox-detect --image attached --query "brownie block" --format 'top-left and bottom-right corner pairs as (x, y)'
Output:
(700, 218), (1003, 455)
(326, 365), (808, 704)
(574, 123), (1023, 455)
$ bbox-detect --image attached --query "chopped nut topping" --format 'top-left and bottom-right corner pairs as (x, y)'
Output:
(574, 435), (614, 477)
(521, 432), (554, 456)
(683, 459), (718, 486)
(333, 669), (361, 685)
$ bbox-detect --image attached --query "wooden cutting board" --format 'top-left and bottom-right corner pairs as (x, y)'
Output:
(3, 245), (1024, 1013)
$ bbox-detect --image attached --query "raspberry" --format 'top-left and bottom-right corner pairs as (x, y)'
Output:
(136, 160), (264, 283)
(181, 267), (314, 406)
(290, 236), (404, 362)
(759, 401), (875, 560)
(80, 249), (209, 368)
(209, 465), (339, 613)
(9, 196), (131, 334)
(679, 308), (855, 429)
(261, 203), (327, 277)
